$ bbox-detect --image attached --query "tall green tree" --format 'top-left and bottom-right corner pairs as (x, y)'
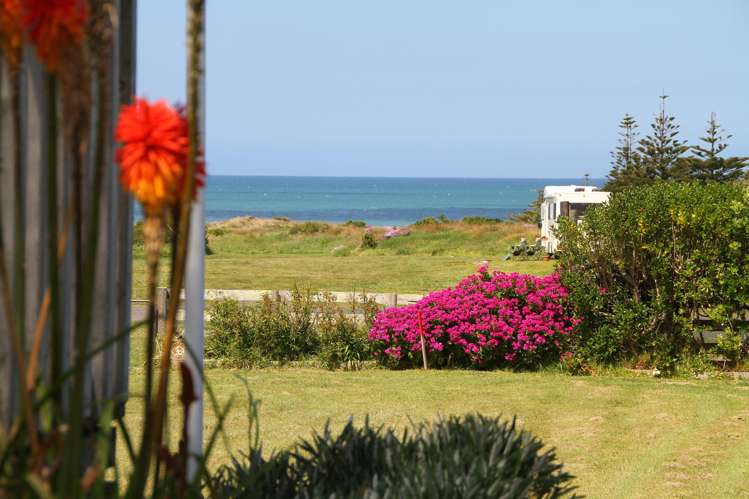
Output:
(637, 95), (689, 180)
(605, 114), (645, 191)
(689, 112), (747, 182)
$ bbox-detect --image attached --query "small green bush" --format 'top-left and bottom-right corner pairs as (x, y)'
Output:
(716, 330), (745, 363)
(343, 219), (367, 228)
(360, 230), (377, 249)
(205, 299), (255, 362)
(210, 415), (576, 498)
(316, 293), (375, 370)
(252, 289), (319, 362)
(414, 216), (439, 225)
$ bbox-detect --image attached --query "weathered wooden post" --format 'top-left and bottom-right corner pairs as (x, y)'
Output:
(385, 292), (398, 308)
(184, 0), (206, 479)
(155, 287), (169, 334)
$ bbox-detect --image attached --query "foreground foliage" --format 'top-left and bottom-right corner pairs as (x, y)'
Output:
(211, 415), (576, 498)
(558, 181), (749, 368)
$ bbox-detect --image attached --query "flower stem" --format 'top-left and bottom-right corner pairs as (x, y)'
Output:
(11, 66), (24, 364)
(150, 0), (205, 466)
(45, 72), (63, 414)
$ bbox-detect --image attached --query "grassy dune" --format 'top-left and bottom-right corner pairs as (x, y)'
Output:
(132, 217), (554, 297)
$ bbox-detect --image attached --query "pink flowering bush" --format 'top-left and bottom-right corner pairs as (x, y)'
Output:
(369, 267), (578, 368)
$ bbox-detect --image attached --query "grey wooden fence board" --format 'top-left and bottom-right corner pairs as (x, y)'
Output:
(0, 57), (14, 428)
(23, 48), (46, 355)
(0, 6), (135, 430)
(113, 0), (136, 414)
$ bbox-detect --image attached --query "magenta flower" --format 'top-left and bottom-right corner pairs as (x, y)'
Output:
(368, 270), (579, 368)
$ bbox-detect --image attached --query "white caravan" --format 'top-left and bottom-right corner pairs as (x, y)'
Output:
(539, 185), (611, 254)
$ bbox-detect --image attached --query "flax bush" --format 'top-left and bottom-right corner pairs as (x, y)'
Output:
(210, 415), (576, 498)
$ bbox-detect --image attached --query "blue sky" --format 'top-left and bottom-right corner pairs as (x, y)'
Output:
(138, 1), (749, 178)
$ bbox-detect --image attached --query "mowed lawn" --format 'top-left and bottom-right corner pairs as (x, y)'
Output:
(122, 334), (749, 498)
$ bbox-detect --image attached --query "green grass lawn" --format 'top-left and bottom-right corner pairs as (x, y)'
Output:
(131, 218), (554, 297)
(122, 330), (749, 498)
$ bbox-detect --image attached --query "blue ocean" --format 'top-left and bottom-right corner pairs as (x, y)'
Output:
(187, 176), (603, 226)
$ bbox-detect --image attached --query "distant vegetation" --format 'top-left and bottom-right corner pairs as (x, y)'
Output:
(605, 95), (748, 191)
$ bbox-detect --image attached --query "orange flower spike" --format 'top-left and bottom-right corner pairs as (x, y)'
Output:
(0, 0), (23, 71)
(116, 98), (205, 213)
(24, 0), (87, 73)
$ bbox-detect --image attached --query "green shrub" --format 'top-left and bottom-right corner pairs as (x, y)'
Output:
(557, 182), (749, 368)
(210, 415), (576, 498)
(205, 299), (255, 363)
(205, 291), (378, 368)
(205, 289), (319, 365)
(343, 219), (367, 228)
(414, 216), (439, 225)
(715, 330), (745, 363)
(252, 289), (319, 362)
(360, 230), (377, 249)
(316, 294), (371, 370)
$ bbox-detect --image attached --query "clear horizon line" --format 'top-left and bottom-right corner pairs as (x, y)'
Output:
(205, 173), (606, 180)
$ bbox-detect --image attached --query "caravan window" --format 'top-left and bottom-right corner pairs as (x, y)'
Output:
(569, 203), (591, 221)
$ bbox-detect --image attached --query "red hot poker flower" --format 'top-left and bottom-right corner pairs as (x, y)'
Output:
(116, 98), (205, 213)
(0, 0), (23, 71)
(24, 0), (87, 72)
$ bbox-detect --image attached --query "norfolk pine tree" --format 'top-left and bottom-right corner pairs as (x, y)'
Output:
(689, 112), (747, 182)
(637, 95), (689, 180)
(605, 114), (645, 191)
